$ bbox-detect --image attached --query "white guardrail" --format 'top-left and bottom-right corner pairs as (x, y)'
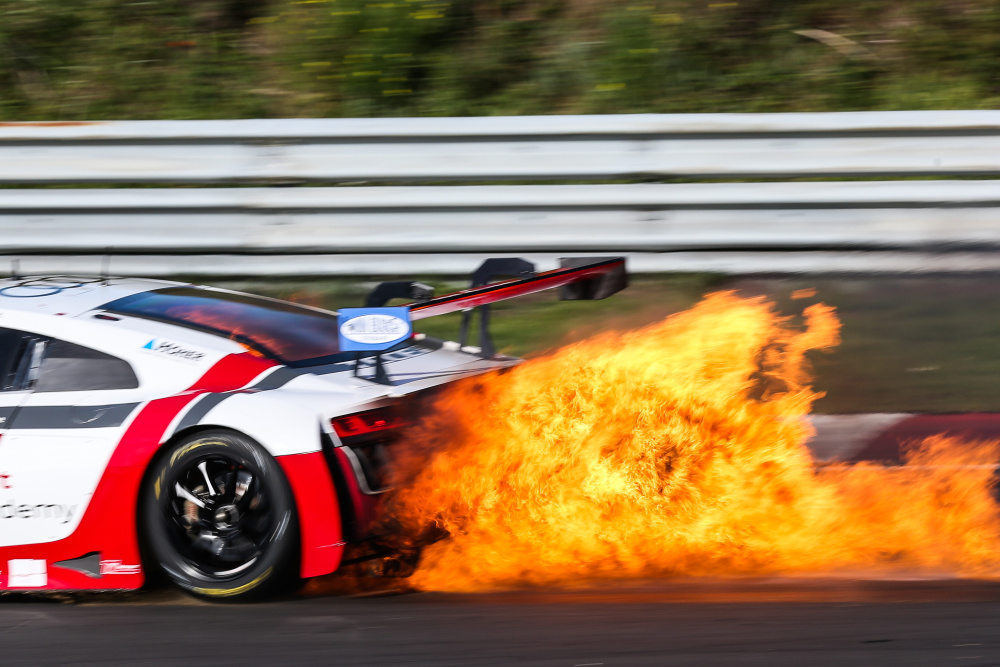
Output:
(3, 111), (1000, 275)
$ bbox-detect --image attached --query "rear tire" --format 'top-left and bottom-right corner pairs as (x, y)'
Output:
(141, 430), (298, 600)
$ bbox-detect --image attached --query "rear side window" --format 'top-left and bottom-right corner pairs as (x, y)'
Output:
(0, 327), (30, 391)
(34, 340), (139, 392)
(104, 287), (345, 366)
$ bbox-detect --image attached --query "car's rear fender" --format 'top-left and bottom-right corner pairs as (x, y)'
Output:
(144, 420), (345, 580)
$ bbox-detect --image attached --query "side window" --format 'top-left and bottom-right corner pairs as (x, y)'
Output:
(0, 327), (30, 391)
(34, 339), (139, 392)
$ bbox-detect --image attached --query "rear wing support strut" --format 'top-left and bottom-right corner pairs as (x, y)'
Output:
(457, 258), (536, 357)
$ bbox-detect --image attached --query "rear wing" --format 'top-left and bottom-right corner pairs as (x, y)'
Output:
(362, 256), (627, 358)
(408, 256), (625, 320)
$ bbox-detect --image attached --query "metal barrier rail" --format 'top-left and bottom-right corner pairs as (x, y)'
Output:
(8, 252), (1000, 277)
(3, 181), (1000, 255)
(3, 111), (1000, 183)
(4, 112), (1000, 274)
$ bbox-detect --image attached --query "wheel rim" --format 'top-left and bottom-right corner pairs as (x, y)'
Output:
(163, 452), (276, 579)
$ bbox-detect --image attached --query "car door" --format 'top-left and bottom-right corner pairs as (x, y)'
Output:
(0, 336), (142, 547)
(0, 327), (33, 504)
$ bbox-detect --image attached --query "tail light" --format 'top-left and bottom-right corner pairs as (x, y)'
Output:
(331, 406), (408, 439)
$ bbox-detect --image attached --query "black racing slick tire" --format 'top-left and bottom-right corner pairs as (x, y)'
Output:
(141, 430), (298, 600)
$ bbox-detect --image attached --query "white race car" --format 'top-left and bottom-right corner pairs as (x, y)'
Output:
(0, 258), (625, 598)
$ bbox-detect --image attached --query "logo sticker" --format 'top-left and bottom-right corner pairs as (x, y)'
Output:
(0, 277), (102, 299)
(338, 307), (412, 352)
(100, 560), (142, 576)
(8, 559), (47, 587)
(142, 339), (205, 362)
(1, 501), (77, 524)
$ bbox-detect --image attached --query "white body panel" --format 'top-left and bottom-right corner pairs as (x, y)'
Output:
(0, 426), (120, 546)
(180, 345), (512, 458)
(0, 280), (250, 547)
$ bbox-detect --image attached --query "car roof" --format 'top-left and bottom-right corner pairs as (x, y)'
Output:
(0, 275), (188, 317)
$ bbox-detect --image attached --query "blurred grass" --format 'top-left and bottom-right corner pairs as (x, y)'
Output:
(216, 273), (1000, 415)
(737, 276), (1000, 415)
(3, 0), (1000, 121)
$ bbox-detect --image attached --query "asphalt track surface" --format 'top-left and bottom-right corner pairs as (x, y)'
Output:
(5, 579), (1000, 666)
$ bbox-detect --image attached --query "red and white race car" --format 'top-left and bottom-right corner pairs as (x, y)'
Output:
(0, 258), (625, 598)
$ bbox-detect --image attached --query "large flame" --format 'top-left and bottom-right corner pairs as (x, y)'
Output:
(387, 292), (1000, 591)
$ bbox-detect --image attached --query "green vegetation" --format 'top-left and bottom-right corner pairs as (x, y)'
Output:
(218, 274), (1000, 414)
(3, 0), (1000, 120)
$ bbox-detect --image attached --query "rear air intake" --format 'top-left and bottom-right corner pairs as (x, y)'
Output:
(331, 406), (409, 492)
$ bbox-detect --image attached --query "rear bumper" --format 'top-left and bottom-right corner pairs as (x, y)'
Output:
(276, 451), (345, 578)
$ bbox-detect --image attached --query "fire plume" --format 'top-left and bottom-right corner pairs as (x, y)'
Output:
(387, 292), (1000, 591)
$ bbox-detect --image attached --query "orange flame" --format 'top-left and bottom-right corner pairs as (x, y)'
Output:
(386, 292), (1000, 591)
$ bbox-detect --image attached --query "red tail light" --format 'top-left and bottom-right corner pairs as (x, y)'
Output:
(331, 407), (407, 438)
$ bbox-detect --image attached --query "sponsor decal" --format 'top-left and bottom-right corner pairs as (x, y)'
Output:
(142, 339), (205, 362)
(99, 559), (142, 576)
(0, 277), (102, 299)
(1, 500), (77, 524)
(8, 559), (47, 587)
(338, 307), (412, 352)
